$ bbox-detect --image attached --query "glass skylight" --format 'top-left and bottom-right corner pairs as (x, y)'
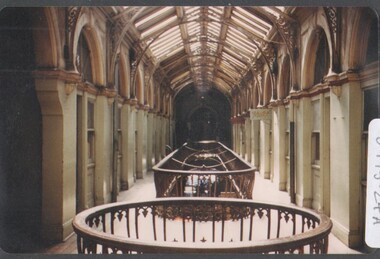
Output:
(127, 6), (286, 93)
(135, 7), (173, 28)
(141, 15), (177, 39)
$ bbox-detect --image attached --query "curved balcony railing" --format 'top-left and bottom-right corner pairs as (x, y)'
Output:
(73, 198), (332, 254)
(153, 141), (256, 199)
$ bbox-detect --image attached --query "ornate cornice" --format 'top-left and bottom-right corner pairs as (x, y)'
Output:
(32, 69), (81, 83)
(268, 99), (285, 108)
(126, 97), (138, 106)
(77, 82), (98, 95)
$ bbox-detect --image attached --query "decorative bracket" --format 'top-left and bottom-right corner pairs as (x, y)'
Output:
(65, 83), (76, 95)
(330, 85), (342, 98)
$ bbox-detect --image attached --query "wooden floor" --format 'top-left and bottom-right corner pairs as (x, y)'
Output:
(36, 171), (363, 255)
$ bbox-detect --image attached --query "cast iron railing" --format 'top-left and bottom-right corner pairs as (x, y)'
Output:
(73, 198), (332, 254)
(153, 141), (256, 199)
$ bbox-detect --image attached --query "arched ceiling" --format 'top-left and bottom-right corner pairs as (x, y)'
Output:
(111, 6), (293, 96)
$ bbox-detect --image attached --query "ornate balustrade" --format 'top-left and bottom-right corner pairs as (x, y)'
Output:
(153, 141), (256, 198)
(73, 198), (332, 254)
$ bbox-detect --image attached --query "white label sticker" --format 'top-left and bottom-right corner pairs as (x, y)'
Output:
(365, 119), (380, 248)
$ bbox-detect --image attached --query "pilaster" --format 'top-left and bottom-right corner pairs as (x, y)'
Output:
(245, 117), (252, 162)
(135, 107), (147, 179)
(251, 109), (271, 179)
(35, 77), (76, 242)
(146, 111), (154, 170)
(250, 110), (260, 168)
(95, 95), (112, 205)
(120, 104), (134, 189)
(330, 78), (362, 247)
(155, 116), (162, 162)
(272, 106), (287, 190)
(295, 97), (312, 208)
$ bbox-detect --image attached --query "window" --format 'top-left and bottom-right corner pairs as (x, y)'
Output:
(77, 33), (93, 83)
(87, 101), (95, 163)
(312, 100), (320, 165)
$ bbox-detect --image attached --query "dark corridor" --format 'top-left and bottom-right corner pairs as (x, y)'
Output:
(174, 86), (231, 148)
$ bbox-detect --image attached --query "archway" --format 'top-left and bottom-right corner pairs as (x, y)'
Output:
(174, 86), (231, 148)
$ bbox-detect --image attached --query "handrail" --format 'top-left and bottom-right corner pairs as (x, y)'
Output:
(73, 198), (332, 254)
(153, 141), (256, 198)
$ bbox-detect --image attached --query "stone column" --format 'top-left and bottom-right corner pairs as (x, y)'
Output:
(120, 103), (135, 189)
(252, 109), (271, 179)
(232, 122), (237, 151)
(95, 95), (113, 205)
(245, 116), (252, 162)
(135, 107), (147, 179)
(239, 123), (245, 157)
(272, 106), (287, 191)
(161, 117), (167, 157)
(295, 97), (312, 208)
(155, 115), (161, 162)
(236, 122), (241, 154)
(250, 109), (260, 168)
(130, 105), (137, 181)
(320, 95), (330, 215)
(146, 111), (154, 170)
(35, 77), (76, 242)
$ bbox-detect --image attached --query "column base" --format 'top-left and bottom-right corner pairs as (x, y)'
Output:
(278, 181), (287, 191)
(41, 219), (73, 243)
(296, 194), (312, 208)
(120, 180), (129, 191)
(331, 218), (362, 248)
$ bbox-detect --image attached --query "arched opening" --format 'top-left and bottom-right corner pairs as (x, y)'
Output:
(253, 83), (259, 108)
(174, 86), (231, 148)
(313, 29), (330, 85)
(0, 7), (42, 252)
(263, 72), (272, 106)
(136, 69), (143, 104)
(280, 55), (291, 99)
(77, 31), (93, 83)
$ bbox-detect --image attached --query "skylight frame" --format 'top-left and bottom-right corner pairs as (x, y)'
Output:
(235, 7), (272, 30)
(231, 16), (267, 38)
(140, 15), (178, 39)
(135, 7), (173, 28)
